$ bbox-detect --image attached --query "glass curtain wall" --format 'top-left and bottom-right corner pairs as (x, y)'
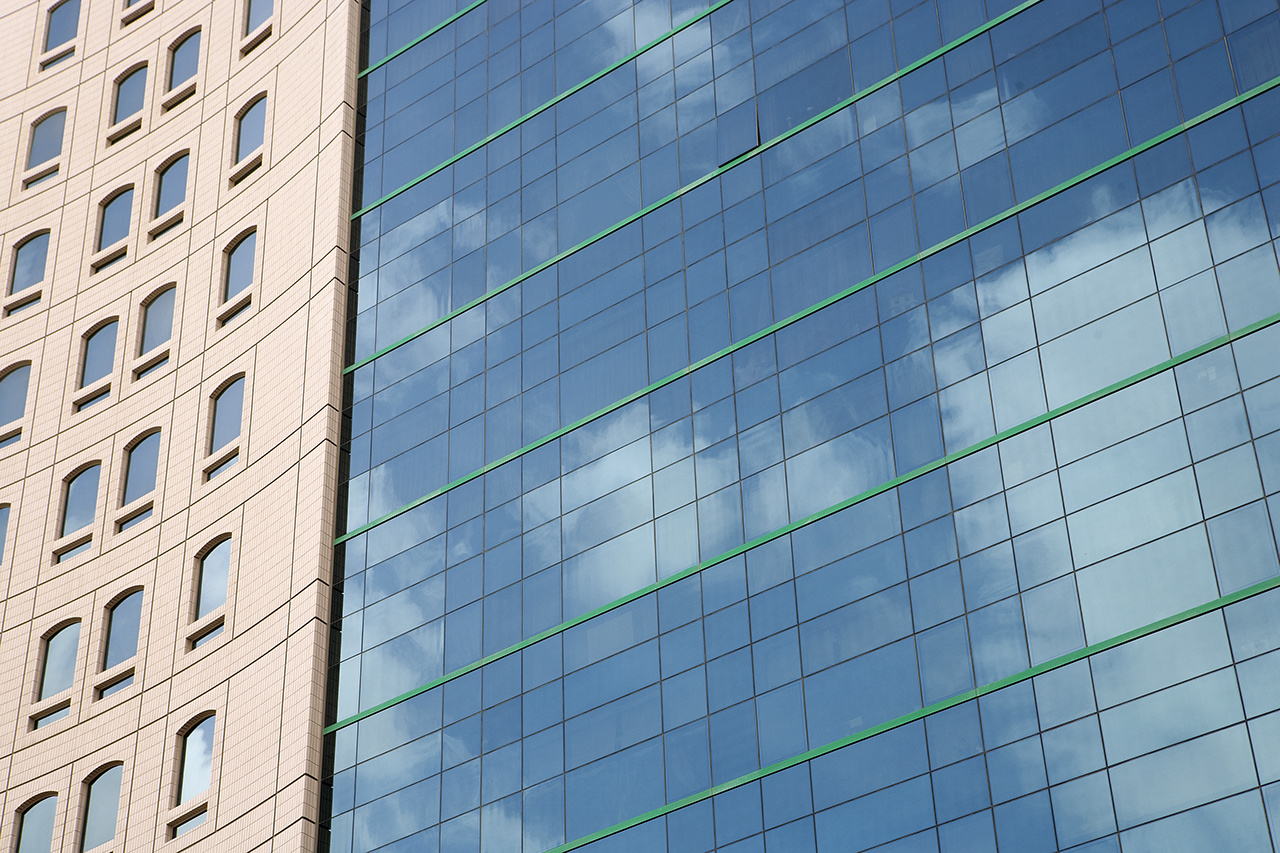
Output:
(327, 0), (1280, 850)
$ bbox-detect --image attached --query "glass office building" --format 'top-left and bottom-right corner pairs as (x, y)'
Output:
(326, 0), (1280, 850)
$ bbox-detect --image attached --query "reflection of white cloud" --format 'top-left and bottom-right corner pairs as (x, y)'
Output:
(1024, 206), (1146, 294)
(785, 421), (892, 520)
(478, 793), (563, 853)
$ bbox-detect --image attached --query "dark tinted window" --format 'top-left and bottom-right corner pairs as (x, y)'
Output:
(39, 622), (80, 699)
(155, 155), (188, 217)
(123, 432), (160, 504)
(11, 234), (49, 294)
(80, 321), (118, 388)
(98, 189), (133, 250)
(225, 233), (256, 300)
(197, 540), (230, 618)
(15, 796), (57, 853)
(112, 67), (146, 125)
(235, 98), (265, 161)
(168, 31), (200, 90)
(103, 591), (143, 670)
(140, 288), (174, 353)
(79, 766), (122, 852)
(27, 110), (65, 169)
(44, 0), (79, 52)
(179, 716), (215, 801)
(61, 464), (100, 537)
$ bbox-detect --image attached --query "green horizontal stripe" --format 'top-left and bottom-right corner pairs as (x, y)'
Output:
(325, 306), (1280, 733)
(345, 0), (1051, 366)
(547, 574), (1280, 851)
(334, 74), (1280, 546)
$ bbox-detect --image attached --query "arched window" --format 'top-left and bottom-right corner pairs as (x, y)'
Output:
(168, 31), (200, 91)
(44, 0), (79, 52)
(155, 154), (188, 218)
(210, 378), (244, 456)
(103, 591), (143, 671)
(122, 432), (160, 505)
(61, 464), (101, 538)
(79, 765), (122, 852)
(235, 97), (265, 163)
(196, 539), (230, 620)
(10, 233), (50, 295)
(224, 232), (256, 303)
(1, 364), (33, 447)
(171, 715), (215, 835)
(140, 287), (175, 356)
(97, 189), (133, 252)
(14, 795), (57, 853)
(111, 66), (146, 126)
(38, 622), (80, 700)
(0, 504), (10, 567)
(245, 0), (272, 34)
(80, 321), (118, 389)
(27, 110), (66, 171)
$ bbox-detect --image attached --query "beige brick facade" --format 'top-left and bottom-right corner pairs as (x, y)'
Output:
(0, 0), (356, 849)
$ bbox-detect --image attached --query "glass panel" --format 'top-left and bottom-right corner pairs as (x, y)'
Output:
(179, 717), (215, 802)
(168, 32), (200, 89)
(210, 379), (244, 452)
(155, 156), (187, 217)
(140, 288), (174, 353)
(246, 0), (272, 33)
(98, 189), (132, 250)
(236, 98), (265, 161)
(112, 67), (145, 125)
(80, 321), (117, 388)
(0, 365), (31, 426)
(172, 811), (205, 836)
(224, 233), (256, 300)
(197, 540), (230, 618)
(61, 464), (100, 537)
(44, 0), (79, 51)
(11, 234), (49, 294)
(103, 591), (143, 669)
(79, 765), (122, 852)
(27, 111), (65, 169)
(15, 796), (57, 853)
(0, 504), (9, 565)
(123, 433), (160, 504)
(39, 622), (80, 699)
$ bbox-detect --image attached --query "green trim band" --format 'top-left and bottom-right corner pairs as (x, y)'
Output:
(345, 0), (1052, 364)
(545, 574), (1280, 851)
(325, 307), (1280, 733)
(335, 74), (1280, 546)
(355, 0), (736, 215)
(361, 0), (489, 78)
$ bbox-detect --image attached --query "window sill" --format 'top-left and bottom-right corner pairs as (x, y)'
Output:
(3, 288), (41, 317)
(148, 207), (185, 240)
(228, 150), (262, 185)
(90, 241), (129, 273)
(94, 663), (136, 700)
(187, 614), (225, 651)
(114, 499), (154, 533)
(29, 698), (72, 730)
(240, 20), (273, 55)
(120, 0), (153, 25)
(161, 79), (197, 111)
(168, 801), (209, 840)
(132, 347), (171, 380)
(0, 425), (22, 452)
(52, 533), (93, 564)
(217, 292), (252, 327)
(21, 161), (60, 189)
(72, 379), (112, 413)
(38, 44), (75, 71)
(106, 115), (143, 145)
(203, 447), (239, 482)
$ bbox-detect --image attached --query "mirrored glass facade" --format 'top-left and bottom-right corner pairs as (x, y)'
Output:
(327, 0), (1280, 850)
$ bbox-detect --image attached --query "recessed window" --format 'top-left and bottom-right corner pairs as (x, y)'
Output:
(168, 31), (200, 91)
(44, 0), (80, 53)
(97, 189), (133, 253)
(10, 233), (49, 296)
(61, 464), (101, 538)
(235, 97), (265, 163)
(80, 321), (118, 390)
(112, 66), (146, 127)
(224, 233), (256, 303)
(246, 0), (272, 33)
(39, 622), (80, 700)
(27, 110), (66, 171)
(196, 539), (230, 620)
(15, 795), (57, 853)
(155, 155), (188, 219)
(103, 591), (143, 671)
(0, 364), (32, 447)
(79, 765), (123, 852)
(140, 287), (174, 354)
(210, 378), (244, 458)
(0, 504), (10, 566)
(179, 715), (215, 802)
(121, 431), (160, 524)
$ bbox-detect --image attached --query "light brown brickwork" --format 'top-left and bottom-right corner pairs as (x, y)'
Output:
(0, 0), (356, 849)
